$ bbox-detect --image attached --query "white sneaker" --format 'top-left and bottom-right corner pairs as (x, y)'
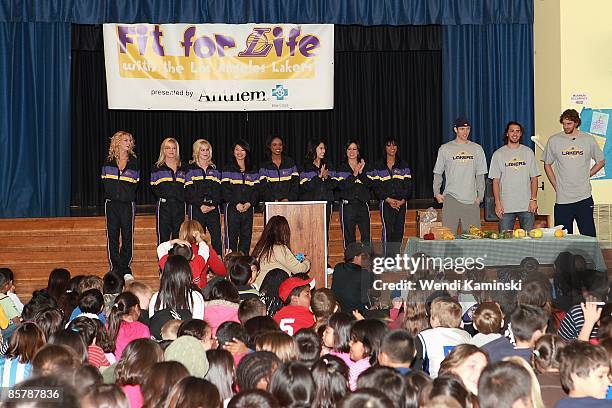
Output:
(124, 273), (135, 282)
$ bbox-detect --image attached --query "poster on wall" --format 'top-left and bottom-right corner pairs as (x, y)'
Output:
(102, 23), (334, 111)
(580, 108), (612, 180)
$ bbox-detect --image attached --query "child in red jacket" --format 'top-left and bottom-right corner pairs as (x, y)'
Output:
(157, 230), (225, 288)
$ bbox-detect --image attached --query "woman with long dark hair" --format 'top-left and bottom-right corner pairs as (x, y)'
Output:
(258, 268), (290, 317)
(166, 377), (221, 408)
(258, 135), (299, 203)
(300, 139), (335, 234)
(101, 131), (139, 278)
(205, 349), (236, 401)
(222, 139), (260, 254)
(115, 339), (164, 408)
(148, 255), (204, 322)
(46, 268), (70, 303)
(141, 361), (189, 408)
(251, 215), (310, 289)
(371, 137), (412, 256)
(150, 137), (186, 244)
(0, 322), (45, 387)
(335, 140), (373, 247)
(311, 355), (349, 408)
(185, 139), (223, 255)
(269, 362), (316, 407)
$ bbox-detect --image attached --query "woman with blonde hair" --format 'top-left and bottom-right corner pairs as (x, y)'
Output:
(150, 138), (186, 244)
(177, 219), (227, 283)
(185, 139), (223, 255)
(101, 131), (139, 278)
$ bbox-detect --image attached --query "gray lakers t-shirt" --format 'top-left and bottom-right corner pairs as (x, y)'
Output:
(489, 145), (539, 213)
(543, 131), (604, 204)
(433, 140), (488, 204)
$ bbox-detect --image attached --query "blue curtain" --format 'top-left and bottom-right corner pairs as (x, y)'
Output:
(0, 0), (532, 24)
(0, 22), (71, 217)
(442, 23), (534, 160)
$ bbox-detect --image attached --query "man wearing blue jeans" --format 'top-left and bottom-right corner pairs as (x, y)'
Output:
(489, 121), (540, 232)
(543, 109), (605, 237)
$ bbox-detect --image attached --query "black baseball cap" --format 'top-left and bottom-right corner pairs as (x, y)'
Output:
(344, 242), (370, 261)
(453, 117), (471, 128)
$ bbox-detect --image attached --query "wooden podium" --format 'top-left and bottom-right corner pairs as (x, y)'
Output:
(264, 201), (328, 288)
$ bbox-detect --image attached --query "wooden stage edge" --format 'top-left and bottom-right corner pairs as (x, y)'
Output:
(0, 210), (610, 301)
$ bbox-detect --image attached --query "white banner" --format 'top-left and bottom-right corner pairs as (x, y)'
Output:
(103, 23), (334, 111)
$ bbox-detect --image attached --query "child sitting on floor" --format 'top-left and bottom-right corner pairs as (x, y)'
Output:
(0, 270), (22, 340)
(67, 316), (111, 368)
(157, 230), (210, 289)
(230, 256), (260, 301)
(555, 341), (611, 407)
(273, 277), (316, 335)
(416, 297), (471, 378)
(107, 292), (150, 360)
(470, 302), (504, 347)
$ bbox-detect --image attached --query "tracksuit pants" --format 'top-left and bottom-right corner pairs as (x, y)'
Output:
(224, 203), (254, 255)
(340, 200), (370, 248)
(105, 199), (135, 275)
(190, 204), (223, 254)
(380, 201), (407, 257)
(156, 199), (186, 244)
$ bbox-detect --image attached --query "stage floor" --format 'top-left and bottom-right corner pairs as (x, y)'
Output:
(1, 209), (609, 301)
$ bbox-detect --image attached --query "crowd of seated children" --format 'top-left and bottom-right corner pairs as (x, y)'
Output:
(0, 245), (610, 408)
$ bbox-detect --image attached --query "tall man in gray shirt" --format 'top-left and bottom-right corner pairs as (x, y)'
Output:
(489, 121), (539, 232)
(433, 117), (488, 234)
(543, 109), (605, 237)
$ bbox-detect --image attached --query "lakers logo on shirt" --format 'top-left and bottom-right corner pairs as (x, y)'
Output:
(561, 146), (584, 158)
(452, 151), (474, 163)
(504, 157), (527, 169)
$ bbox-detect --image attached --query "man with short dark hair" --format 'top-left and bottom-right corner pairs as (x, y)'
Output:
(331, 242), (374, 315)
(543, 109), (605, 236)
(433, 117), (488, 233)
(489, 121), (540, 232)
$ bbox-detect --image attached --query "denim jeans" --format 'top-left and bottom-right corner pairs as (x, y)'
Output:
(499, 211), (535, 232)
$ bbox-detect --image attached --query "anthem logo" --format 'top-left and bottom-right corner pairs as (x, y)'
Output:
(272, 84), (289, 101)
(198, 90), (267, 103)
